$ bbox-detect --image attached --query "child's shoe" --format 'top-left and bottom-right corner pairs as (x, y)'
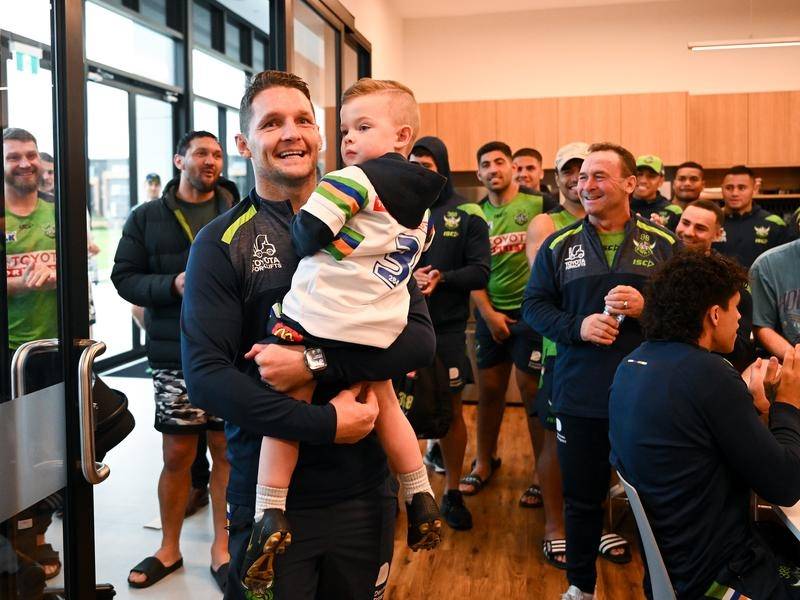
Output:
(241, 508), (292, 592)
(406, 492), (442, 551)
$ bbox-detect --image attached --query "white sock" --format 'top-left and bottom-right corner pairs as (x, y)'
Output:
(254, 484), (288, 520)
(398, 466), (434, 504)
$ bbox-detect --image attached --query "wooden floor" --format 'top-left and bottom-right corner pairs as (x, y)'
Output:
(386, 404), (646, 599)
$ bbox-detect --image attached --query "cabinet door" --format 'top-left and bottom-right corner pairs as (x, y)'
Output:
(496, 98), (559, 168)
(558, 95), (621, 148)
(687, 94), (748, 168)
(748, 92), (800, 167)
(418, 103), (438, 139)
(620, 92), (687, 165)
(436, 101), (497, 171)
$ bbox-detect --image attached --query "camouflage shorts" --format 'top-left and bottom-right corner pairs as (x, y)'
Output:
(152, 369), (224, 434)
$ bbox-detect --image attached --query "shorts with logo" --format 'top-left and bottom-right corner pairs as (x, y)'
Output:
(152, 369), (225, 434)
(435, 331), (474, 393)
(474, 308), (542, 375)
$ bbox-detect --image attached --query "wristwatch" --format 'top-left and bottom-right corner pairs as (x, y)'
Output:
(303, 347), (327, 377)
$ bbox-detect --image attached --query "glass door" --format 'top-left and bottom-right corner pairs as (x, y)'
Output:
(87, 82), (174, 369)
(2, 1), (104, 597)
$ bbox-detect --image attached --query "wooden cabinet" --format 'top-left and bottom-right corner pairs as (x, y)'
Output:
(435, 101), (496, 171)
(687, 94), (748, 168)
(417, 103), (438, 139)
(558, 95), (621, 148)
(620, 92), (687, 165)
(748, 92), (800, 167)
(495, 98), (559, 166)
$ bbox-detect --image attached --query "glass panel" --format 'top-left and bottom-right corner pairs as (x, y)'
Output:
(226, 108), (249, 194)
(85, 1), (177, 86)
(215, 0), (270, 34)
(139, 0), (168, 24)
(136, 96), (174, 205)
(193, 99), (220, 137)
(293, 1), (338, 174)
(343, 42), (359, 92)
(253, 35), (266, 72)
(192, 48), (247, 108)
(193, 0), (213, 48)
(2, 1), (70, 594)
(226, 20), (241, 61)
(87, 82), (132, 361)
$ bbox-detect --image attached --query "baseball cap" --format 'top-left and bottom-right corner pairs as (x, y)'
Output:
(636, 155), (664, 175)
(145, 172), (161, 184)
(555, 142), (590, 173)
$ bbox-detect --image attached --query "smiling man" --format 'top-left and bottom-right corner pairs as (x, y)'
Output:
(672, 161), (705, 210)
(181, 71), (436, 600)
(523, 142), (678, 600)
(630, 154), (682, 230)
(112, 130), (238, 591)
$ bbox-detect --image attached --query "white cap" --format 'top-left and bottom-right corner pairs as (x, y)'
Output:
(555, 142), (590, 173)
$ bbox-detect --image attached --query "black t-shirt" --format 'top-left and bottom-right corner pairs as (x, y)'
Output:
(175, 197), (219, 237)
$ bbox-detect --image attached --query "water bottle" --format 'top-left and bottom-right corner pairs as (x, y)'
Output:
(603, 306), (625, 324)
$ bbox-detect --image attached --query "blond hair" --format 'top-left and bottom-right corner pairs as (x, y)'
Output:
(342, 78), (420, 143)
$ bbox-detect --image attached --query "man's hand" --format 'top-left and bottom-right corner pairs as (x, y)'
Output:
(747, 356), (781, 414)
(245, 343), (311, 392)
(172, 272), (186, 296)
(331, 383), (379, 443)
(580, 313), (620, 345)
(776, 344), (800, 409)
(23, 262), (56, 290)
(604, 285), (645, 318)
(413, 265), (442, 296)
(483, 308), (515, 343)
(649, 213), (667, 227)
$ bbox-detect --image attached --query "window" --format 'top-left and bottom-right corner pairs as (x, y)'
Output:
(342, 42), (359, 92)
(192, 1), (213, 48)
(293, 1), (338, 174)
(193, 100), (220, 137)
(253, 35), (266, 72)
(192, 48), (247, 108)
(85, 1), (177, 86)
(226, 19), (242, 61)
(226, 108), (249, 193)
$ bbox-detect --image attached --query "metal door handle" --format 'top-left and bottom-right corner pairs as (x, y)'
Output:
(10, 339), (60, 399)
(78, 340), (110, 485)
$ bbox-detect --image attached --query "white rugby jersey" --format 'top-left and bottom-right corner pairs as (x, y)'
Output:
(282, 163), (435, 348)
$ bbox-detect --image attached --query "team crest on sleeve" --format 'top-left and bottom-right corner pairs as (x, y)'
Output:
(514, 211), (530, 226)
(252, 233), (282, 272)
(754, 225), (770, 244)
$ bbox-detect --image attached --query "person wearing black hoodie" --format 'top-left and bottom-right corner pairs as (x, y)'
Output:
(112, 130), (238, 591)
(410, 136), (491, 530)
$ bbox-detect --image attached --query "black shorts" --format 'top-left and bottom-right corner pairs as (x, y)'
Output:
(435, 331), (474, 392)
(474, 308), (542, 375)
(535, 356), (557, 431)
(225, 477), (398, 600)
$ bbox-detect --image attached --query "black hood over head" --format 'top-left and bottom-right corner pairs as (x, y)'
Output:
(412, 136), (457, 206)
(358, 152), (446, 229)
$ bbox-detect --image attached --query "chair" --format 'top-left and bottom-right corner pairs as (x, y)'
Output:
(616, 470), (677, 600)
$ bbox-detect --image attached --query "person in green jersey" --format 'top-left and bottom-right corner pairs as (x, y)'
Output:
(459, 141), (552, 507)
(524, 141), (589, 569)
(4, 128), (58, 359)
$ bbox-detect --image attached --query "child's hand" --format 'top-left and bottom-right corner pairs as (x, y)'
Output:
(244, 343), (269, 360)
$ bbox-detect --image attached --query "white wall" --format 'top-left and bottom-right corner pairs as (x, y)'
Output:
(400, 0), (800, 102)
(340, 0), (405, 79)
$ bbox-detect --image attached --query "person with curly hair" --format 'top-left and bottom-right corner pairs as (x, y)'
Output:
(609, 250), (800, 599)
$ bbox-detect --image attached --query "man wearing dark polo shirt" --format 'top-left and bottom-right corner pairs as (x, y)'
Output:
(610, 250), (800, 599)
(713, 164), (790, 268)
(181, 71), (436, 599)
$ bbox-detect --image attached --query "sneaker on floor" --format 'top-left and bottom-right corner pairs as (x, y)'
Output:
(423, 442), (446, 474)
(440, 490), (472, 530)
(561, 585), (595, 600)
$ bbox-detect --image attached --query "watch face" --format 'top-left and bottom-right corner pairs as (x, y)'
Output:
(305, 348), (326, 371)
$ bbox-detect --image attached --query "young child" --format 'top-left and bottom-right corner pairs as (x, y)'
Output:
(241, 78), (447, 592)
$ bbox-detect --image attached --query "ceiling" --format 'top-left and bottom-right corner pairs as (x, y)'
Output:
(391, 0), (669, 19)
